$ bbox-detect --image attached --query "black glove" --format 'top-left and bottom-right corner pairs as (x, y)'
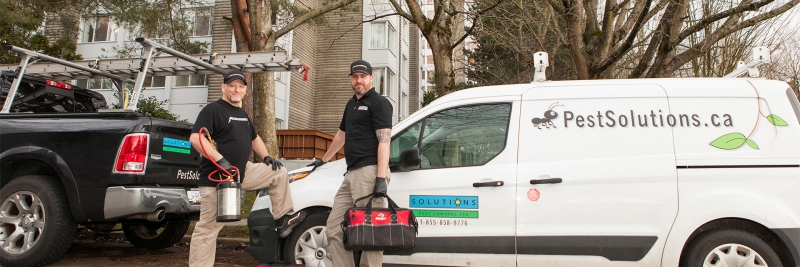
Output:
(216, 158), (236, 176)
(306, 159), (327, 172)
(263, 156), (284, 171)
(373, 177), (388, 197)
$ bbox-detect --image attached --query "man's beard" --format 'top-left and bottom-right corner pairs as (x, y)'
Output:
(229, 96), (242, 103)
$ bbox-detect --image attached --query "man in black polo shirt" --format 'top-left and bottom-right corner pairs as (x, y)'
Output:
(309, 60), (393, 267)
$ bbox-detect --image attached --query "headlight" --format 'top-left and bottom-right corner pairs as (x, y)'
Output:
(288, 171), (311, 183)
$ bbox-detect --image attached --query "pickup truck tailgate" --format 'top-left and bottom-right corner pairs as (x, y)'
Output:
(146, 118), (201, 186)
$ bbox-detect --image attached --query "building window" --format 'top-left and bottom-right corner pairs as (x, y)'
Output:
(371, 22), (388, 49)
(374, 68), (386, 95)
(174, 75), (207, 87)
(373, 67), (394, 96)
(75, 79), (114, 90)
(144, 76), (166, 87)
(426, 56), (434, 65)
(402, 55), (409, 79)
(370, 21), (396, 50)
(188, 8), (212, 36)
(81, 16), (118, 43)
(402, 92), (408, 117)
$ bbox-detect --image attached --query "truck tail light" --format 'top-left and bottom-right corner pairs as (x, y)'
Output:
(45, 80), (73, 91)
(114, 134), (149, 173)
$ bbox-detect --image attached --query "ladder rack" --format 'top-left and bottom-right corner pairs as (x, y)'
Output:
(1, 37), (303, 112)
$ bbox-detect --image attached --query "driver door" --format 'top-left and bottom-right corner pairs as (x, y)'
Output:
(382, 99), (520, 267)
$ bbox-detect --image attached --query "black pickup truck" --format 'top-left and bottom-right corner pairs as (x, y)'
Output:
(0, 71), (201, 267)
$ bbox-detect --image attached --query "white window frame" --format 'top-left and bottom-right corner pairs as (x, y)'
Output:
(74, 79), (115, 91)
(81, 15), (119, 43)
(186, 8), (213, 37)
(370, 21), (389, 49)
(373, 67), (395, 96)
(173, 75), (208, 87)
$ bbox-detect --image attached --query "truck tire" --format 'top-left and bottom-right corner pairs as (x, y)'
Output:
(681, 229), (782, 267)
(284, 213), (333, 267)
(0, 175), (77, 267)
(122, 219), (190, 249)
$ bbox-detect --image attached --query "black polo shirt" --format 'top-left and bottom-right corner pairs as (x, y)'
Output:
(339, 88), (393, 170)
(192, 99), (257, 187)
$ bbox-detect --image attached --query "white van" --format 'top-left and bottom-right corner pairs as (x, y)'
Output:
(250, 78), (800, 267)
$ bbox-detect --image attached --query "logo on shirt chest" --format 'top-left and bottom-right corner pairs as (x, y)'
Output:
(357, 106), (369, 111)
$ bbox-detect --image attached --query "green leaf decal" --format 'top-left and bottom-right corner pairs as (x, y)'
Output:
(709, 132), (747, 150)
(767, 114), (788, 126)
(746, 139), (759, 149)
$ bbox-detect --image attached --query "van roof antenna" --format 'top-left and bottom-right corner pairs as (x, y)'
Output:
(532, 51), (549, 82)
(724, 46), (770, 78)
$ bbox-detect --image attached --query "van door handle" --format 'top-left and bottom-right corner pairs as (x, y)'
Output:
(473, 181), (504, 187)
(530, 178), (562, 184)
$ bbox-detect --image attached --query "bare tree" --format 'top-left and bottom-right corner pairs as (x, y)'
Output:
(382, 0), (503, 96)
(227, 0), (359, 157)
(546, 0), (800, 79)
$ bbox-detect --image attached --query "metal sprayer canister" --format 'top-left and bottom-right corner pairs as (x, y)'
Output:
(216, 181), (242, 222)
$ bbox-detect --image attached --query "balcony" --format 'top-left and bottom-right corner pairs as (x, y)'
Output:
(277, 130), (344, 160)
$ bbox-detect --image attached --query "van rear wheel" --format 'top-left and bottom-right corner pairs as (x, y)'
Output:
(682, 229), (781, 267)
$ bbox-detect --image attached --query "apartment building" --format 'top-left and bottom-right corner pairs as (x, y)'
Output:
(49, 0), (417, 134)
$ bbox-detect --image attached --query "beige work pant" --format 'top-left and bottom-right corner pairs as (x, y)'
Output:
(189, 161), (293, 267)
(326, 165), (391, 267)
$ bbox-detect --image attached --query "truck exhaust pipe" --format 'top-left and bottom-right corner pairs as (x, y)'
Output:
(127, 208), (165, 222)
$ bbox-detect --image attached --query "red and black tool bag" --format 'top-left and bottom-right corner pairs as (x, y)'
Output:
(341, 193), (418, 251)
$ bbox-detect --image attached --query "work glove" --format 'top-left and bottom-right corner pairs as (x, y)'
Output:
(263, 156), (284, 171)
(216, 158), (236, 176)
(373, 177), (388, 197)
(307, 159), (327, 172)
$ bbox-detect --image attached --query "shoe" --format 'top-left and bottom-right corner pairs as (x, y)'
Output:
(276, 210), (306, 238)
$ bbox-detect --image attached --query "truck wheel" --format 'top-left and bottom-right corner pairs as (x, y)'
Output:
(122, 219), (189, 249)
(0, 175), (77, 267)
(284, 213), (333, 267)
(682, 229), (782, 267)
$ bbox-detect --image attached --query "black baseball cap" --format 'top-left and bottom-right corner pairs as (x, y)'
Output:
(223, 70), (247, 85)
(349, 60), (372, 75)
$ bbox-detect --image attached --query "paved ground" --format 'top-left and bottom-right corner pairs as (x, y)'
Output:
(50, 229), (258, 267)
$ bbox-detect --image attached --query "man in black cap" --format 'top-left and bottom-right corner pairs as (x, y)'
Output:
(188, 70), (306, 267)
(309, 60), (393, 267)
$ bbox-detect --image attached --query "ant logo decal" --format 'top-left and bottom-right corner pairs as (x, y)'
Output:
(531, 102), (563, 129)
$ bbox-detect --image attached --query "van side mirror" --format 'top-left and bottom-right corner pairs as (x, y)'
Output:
(390, 147), (421, 172)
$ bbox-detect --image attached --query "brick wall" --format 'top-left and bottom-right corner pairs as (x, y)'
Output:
(44, 9), (80, 44)
(409, 24), (420, 113)
(208, 0), (234, 102)
(313, 4), (363, 134)
(287, 0), (320, 130)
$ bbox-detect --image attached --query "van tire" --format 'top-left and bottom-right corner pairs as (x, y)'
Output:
(284, 212), (333, 266)
(0, 175), (77, 267)
(681, 229), (782, 267)
(122, 219), (190, 249)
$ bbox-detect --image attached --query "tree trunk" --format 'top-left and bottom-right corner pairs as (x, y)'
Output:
(230, 0), (254, 119)
(251, 72), (279, 158)
(431, 40), (455, 97)
(248, 0), (280, 158)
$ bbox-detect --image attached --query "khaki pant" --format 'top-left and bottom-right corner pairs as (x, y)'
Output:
(189, 161), (293, 267)
(326, 165), (391, 267)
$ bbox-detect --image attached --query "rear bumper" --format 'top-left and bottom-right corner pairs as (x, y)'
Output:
(103, 186), (200, 219)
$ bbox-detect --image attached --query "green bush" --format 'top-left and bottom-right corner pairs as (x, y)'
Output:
(136, 96), (185, 122)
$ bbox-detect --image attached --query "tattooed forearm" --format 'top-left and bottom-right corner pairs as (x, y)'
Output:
(376, 128), (391, 143)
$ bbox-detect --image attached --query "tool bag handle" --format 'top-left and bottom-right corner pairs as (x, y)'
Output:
(352, 193), (401, 224)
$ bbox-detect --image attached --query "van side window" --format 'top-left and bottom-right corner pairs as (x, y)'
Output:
(390, 103), (511, 168)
